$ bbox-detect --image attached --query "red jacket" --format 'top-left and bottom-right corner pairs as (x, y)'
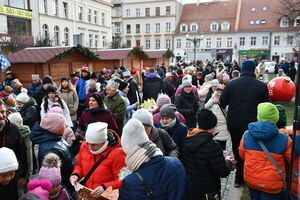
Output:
(72, 130), (126, 190)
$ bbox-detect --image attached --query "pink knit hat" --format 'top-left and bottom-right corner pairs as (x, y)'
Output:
(156, 94), (171, 108)
(49, 107), (63, 115)
(38, 153), (62, 186)
(40, 113), (65, 135)
(27, 179), (52, 200)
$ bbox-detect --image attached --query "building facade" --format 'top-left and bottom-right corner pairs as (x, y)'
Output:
(111, 0), (123, 48)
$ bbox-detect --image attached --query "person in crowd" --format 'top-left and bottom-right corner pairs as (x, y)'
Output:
(85, 73), (100, 93)
(288, 62), (297, 82)
(132, 109), (179, 157)
(281, 59), (290, 74)
(277, 69), (286, 77)
(0, 100), (28, 198)
(27, 74), (43, 97)
(231, 70), (240, 79)
(176, 69), (185, 87)
(78, 92), (118, 136)
(170, 66), (179, 87)
(257, 60), (267, 80)
(0, 147), (19, 200)
(104, 80), (126, 135)
(175, 80), (199, 129)
(202, 63), (216, 81)
(69, 72), (78, 89)
(122, 70), (140, 105)
(155, 104), (188, 148)
(11, 79), (23, 95)
(38, 153), (70, 200)
(204, 79), (219, 103)
(30, 113), (74, 192)
(57, 78), (79, 127)
(205, 84), (229, 150)
(130, 66), (141, 85)
(4, 71), (14, 87)
(0, 86), (16, 109)
(239, 103), (292, 200)
(24, 179), (52, 200)
(163, 72), (176, 100)
(290, 134), (300, 200)
(175, 75), (199, 101)
(153, 94), (186, 125)
(40, 86), (73, 128)
(76, 65), (90, 118)
(156, 64), (165, 79)
(117, 79), (138, 124)
(119, 119), (187, 199)
(142, 68), (165, 102)
(8, 112), (33, 179)
(16, 90), (38, 129)
(85, 84), (97, 108)
(198, 74), (214, 103)
(181, 109), (234, 200)
(70, 122), (126, 198)
(231, 61), (241, 74)
(220, 60), (269, 187)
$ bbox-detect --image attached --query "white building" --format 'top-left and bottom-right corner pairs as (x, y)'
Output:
(122, 0), (183, 50)
(111, 0), (123, 48)
(38, 0), (112, 48)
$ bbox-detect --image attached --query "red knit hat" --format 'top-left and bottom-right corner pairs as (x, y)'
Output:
(130, 67), (137, 75)
(81, 65), (89, 72)
(40, 113), (66, 135)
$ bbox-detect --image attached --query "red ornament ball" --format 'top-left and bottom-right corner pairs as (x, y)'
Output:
(267, 77), (296, 101)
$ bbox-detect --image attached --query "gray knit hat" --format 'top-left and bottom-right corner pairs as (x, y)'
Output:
(132, 109), (153, 126)
(182, 80), (192, 87)
(160, 104), (176, 119)
(205, 73), (214, 81)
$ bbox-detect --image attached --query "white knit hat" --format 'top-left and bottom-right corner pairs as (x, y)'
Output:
(122, 70), (131, 77)
(0, 147), (19, 173)
(107, 80), (120, 90)
(8, 112), (23, 127)
(132, 109), (153, 126)
(86, 122), (108, 144)
(16, 92), (30, 103)
(121, 118), (149, 154)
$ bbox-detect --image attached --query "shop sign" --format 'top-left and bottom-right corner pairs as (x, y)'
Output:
(0, 6), (33, 19)
(239, 50), (270, 55)
(216, 49), (233, 55)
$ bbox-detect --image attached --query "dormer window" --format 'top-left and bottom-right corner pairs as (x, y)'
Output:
(181, 24), (188, 32)
(251, 7), (256, 12)
(221, 22), (230, 31)
(210, 22), (219, 31)
(190, 23), (198, 32)
(295, 16), (300, 27)
(280, 17), (289, 27)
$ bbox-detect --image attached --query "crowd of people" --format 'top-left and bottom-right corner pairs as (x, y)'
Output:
(0, 59), (299, 200)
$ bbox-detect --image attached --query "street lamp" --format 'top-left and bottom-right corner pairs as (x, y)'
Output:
(186, 34), (204, 61)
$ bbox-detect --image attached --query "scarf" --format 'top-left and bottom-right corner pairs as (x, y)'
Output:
(160, 118), (176, 130)
(89, 141), (109, 155)
(187, 128), (206, 137)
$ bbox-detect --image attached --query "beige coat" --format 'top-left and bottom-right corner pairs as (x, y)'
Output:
(57, 89), (79, 121)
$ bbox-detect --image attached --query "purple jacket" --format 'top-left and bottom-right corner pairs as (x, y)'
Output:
(175, 85), (199, 101)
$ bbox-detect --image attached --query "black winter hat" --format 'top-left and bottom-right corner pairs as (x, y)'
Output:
(43, 76), (53, 85)
(197, 109), (217, 130)
(90, 92), (104, 109)
(160, 104), (176, 119)
(46, 85), (57, 94)
(61, 77), (69, 83)
(118, 81), (128, 91)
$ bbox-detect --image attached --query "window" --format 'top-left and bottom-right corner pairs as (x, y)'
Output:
(53, 0), (58, 16)
(211, 23), (218, 31)
(156, 23), (160, 32)
(101, 13), (105, 26)
(115, 8), (120, 17)
(190, 24), (198, 32)
(102, 36), (106, 47)
(295, 17), (300, 27)
(217, 38), (221, 47)
(287, 36), (293, 45)
(95, 35), (98, 47)
(54, 26), (59, 46)
(116, 25), (120, 33)
(42, 24), (49, 38)
(261, 20), (266, 24)
(136, 8), (140, 17)
(136, 40), (140, 46)
(206, 38), (211, 48)
(64, 27), (69, 46)
(240, 37), (245, 46)
(156, 39), (160, 49)
(41, 0), (47, 14)
(280, 17), (289, 27)
(63, 2), (68, 18)
(274, 36), (280, 45)
(262, 36), (268, 45)
(186, 40), (191, 48)
(127, 40), (131, 47)
(127, 24), (131, 34)
(251, 7), (256, 12)
(9, 0), (29, 9)
(250, 37), (256, 46)
(146, 40), (150, 49)
(176, 39), (181, 48)
(227, 38), (232, 47)
(126, 9), (130, 17)
(89, 34), (93, 47)
(88, 9), (92, 22)
(249, 20), (254, 25)
(146, 24), (150, 33)
(262, 6), (267, 11)
(78, 7), (83, 21)
(166, 39), (171, 49)
(166, 22), (171, 32)
(255, 20), (260, 25)
(181, 24), (187, 32)
(94, 11), (97, 24)
(222, 22), (230, 31)
(166, 6), (171, 15)
(136, 24), (140, 33)
(155, 7), (160, 16)
(145, 8), (150, 16)
(7, 17), (31, 35)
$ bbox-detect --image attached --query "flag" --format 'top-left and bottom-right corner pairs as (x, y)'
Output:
(0, 53), (11, 71)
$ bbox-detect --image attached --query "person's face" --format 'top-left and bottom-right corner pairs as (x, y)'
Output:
(0, 105), (7, 126)
(89, 97), (99, 109)
(106, 86), (116, 97)
(143, 124), (152, 136)
(32, 79), (39, 84)
(161, 117), (173, 125)
(215, 89), (223, 96)
(16, 101), (25, 106)
(88, 143), (105, 151)
(50, 185), (60, 196)
(0, 171), (15, 185)
(212, 86), (217, 92)
(183, 86), (192, 93)
(43, 83), (52, 90)
(81, 71), (88, 77)
(48, 92), (56, 99)
(123, 86), (129, 94)
(6, 74), (12, 79)
(61, 80), (69, 88)
(206, 66), (212, 71)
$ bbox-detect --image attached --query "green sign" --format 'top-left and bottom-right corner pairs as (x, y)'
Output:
(239, 50), (270, 55)
(0, 6), (33, 19)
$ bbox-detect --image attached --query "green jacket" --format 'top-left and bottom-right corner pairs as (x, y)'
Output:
(104, 92), (126, 135)
(19, 125), (33, 178)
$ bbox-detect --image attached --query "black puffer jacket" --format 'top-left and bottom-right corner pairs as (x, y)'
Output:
(127, 77), (140, 105)
(174, 89), (199, 128)
(19, 98), (38, 129)
(142, 76), (165, 101)
(180, 130), (232, 199)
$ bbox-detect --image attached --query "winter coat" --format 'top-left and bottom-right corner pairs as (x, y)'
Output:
(51, 186), (70, 200)
(142, 75), (165, 102)
(281, 62), (290, 74)
(78, 109), (118, 133)
(153, 109), (186, 125)
(27, 80), (43, 97)
(72, 130), (126, 190)
(288, 66), (297, 82)
(57, 89), (79, 121)
(127, 77), (140, 105)
(119, 155), (187, 200)
(119, 90), (137, 124)
(149, 127), (179, 157)
(175, 85), (199, 101)
(175, 89), (199, 129)
(155, 117), (188, 148)
(30, 123), (74, 191)
(239, 121), (292, 194)
(40, 98), (73, 127)
(33, 87), (48, 109)
(291, 134), (300, 198)
(198, 82), (212, 102)
(85, 87), (97, 108)
(163, 79), (175, 98)
(180, 129), (232, 199)
(19, 97), (38, 129)
(104, 92), (126, 134)
(77, 77), (89, 101)
(19, 125), (33, 178)
(220, 73), (269, 132)
(205, 95), (230, 141)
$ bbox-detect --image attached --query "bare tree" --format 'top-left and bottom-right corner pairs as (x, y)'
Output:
(278, 0), (300, 19)
(34, 35), (53, 47)
(0, 31), (30, 54)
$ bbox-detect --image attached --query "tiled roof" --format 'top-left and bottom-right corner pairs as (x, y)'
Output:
(96, 49), (131, 60)
(145, 50), (166, 59)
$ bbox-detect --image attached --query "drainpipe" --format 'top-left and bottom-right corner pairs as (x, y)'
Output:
(269, 32), (272, 61)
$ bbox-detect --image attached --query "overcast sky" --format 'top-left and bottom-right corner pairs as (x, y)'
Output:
(182, 0), (197, 3)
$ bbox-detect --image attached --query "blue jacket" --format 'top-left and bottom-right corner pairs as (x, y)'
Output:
(120, 155), (187, 200)
(155, 117), (188, 147)
(27, 80), (42, 96)
(119, 90), (137, 124)
(77, 77), (88, 101)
